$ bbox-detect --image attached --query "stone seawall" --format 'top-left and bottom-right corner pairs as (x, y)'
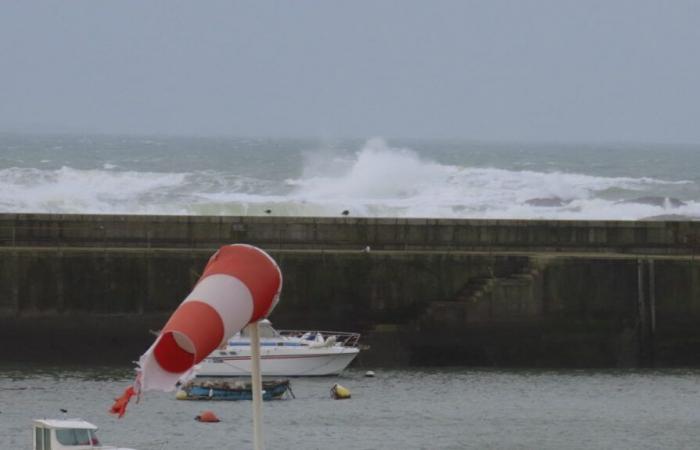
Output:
(1, 213), (700, 368)
(3, 213), (700, 253)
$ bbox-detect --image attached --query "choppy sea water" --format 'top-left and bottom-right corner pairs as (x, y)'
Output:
(1, 133), (700, 220)
(2, 366), (699, 450)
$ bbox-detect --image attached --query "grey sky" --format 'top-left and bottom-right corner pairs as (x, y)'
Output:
(1, 0), (699, 143)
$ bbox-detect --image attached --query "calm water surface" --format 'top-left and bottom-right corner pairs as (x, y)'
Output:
(1, 366), (699, 450)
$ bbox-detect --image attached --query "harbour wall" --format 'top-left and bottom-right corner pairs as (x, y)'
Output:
(3, 213), (700, 253)
(1, 213), (700, 368)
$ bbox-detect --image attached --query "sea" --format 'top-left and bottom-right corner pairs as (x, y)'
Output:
(1, 133), (700, 220)
(2, 366), (700, 450)
(3, 134), (700, 449)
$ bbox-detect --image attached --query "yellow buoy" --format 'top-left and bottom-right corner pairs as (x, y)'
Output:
(175, 390), (188, 400)
(330, 383), (351, 400)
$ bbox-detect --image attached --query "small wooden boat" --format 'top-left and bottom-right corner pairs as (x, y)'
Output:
(176, 378), (294, 401)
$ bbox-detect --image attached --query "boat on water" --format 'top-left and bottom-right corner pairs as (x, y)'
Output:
(193, 320), (362, 377)
(32, 418), (137, 450)
(176, 378), (293, 401)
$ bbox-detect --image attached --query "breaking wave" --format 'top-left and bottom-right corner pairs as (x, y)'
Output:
(0, 138), (698, 220)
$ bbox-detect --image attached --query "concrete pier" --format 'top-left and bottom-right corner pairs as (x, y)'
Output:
(1, 213), (700, 368)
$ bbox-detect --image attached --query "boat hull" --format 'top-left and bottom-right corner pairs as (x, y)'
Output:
(178, 379), (291, 401)
(195, 348), (359, 377)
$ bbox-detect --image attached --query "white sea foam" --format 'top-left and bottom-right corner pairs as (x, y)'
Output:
(284, 138), (697, 220)
(0, 166), (189, 214)
(0, 138), (697, 220)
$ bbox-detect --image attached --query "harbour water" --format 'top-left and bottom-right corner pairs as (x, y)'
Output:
(2, 365), (699, 449)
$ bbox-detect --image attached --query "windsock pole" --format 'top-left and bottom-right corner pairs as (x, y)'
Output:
(249, 321), (264, 450)
(109, 244), (283, 420)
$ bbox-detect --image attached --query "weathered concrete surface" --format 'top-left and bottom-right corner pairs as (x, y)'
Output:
(3, 213), (700, 253)
(411, 255), (700, 368)
(1, 232), (700, 367)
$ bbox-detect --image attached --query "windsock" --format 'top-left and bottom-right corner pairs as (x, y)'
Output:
(137, 244), (281, 393)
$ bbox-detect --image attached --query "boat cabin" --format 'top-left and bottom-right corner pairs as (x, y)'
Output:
(32, 419), (135, 450)
(233, 320), (322, 344)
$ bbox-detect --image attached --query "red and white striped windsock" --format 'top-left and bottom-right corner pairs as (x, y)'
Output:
(137, 244), (282, 392)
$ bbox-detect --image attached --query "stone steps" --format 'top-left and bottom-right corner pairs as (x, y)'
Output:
(419, 266), (542, 328)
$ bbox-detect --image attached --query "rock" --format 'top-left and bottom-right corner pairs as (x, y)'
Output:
(639, 214), (698, 221)
(524, 197), (568, 207)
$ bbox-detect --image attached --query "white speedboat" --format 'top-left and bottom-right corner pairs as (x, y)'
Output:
(194, 320), (361, 377)
(32, 418), (137, 450)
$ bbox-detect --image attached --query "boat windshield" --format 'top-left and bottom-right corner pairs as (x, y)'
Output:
(55, 428), (99, 446)
(240, 322), (279, 338)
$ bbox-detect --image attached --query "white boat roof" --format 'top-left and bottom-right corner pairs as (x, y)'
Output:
(33, 419), (98, 430)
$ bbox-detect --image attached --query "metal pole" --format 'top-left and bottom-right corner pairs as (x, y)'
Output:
(637, 258), (647, 365)
(637, 259), (646, 325)
(648, 258), (656, 366)
(649, 259), (656, 335)
(249, 321), (264, 450)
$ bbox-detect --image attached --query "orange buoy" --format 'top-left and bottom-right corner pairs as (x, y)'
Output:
(195, 410), (221, 423)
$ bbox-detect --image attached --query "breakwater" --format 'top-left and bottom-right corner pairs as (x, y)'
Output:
(3, 213), (700, 253)
(1, 213), (700, 368)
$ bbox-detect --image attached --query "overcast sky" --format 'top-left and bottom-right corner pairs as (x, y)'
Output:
(1, 0), (699, 143)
